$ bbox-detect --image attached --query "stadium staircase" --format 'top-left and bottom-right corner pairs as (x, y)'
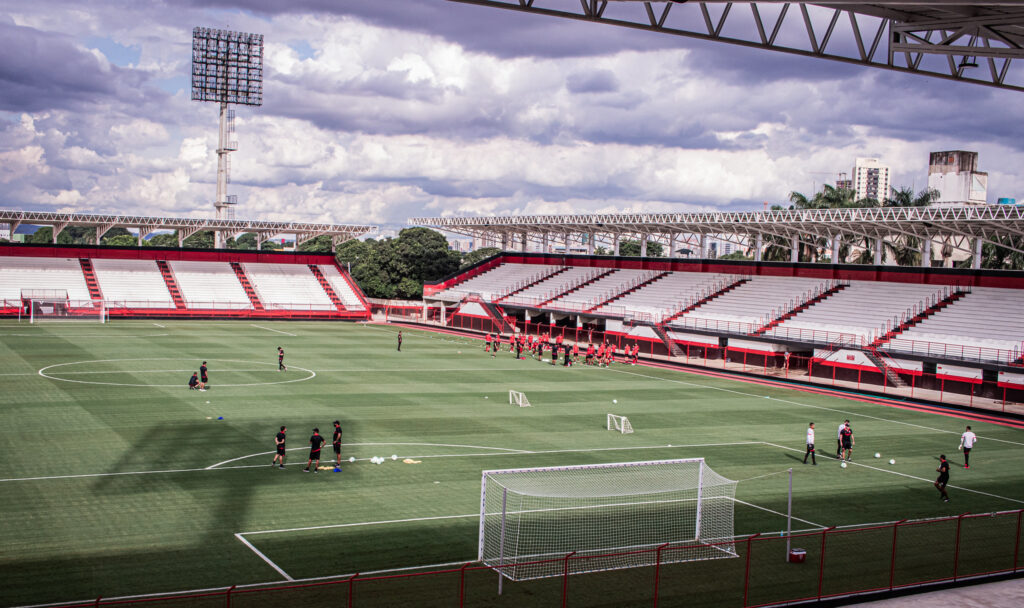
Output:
(78, 258), (104, 303)
(494, 266), (568, 303)
(585, 271), (671, 312)
(661, 277), (749, 324)
(863, 346), (909, 388)
(476, 297), (516, 334)
(752, 282), (849, 336)
(537, 268), (617, 308)
(652, 324), (684, 357)
(230, 262), (265, 311)
(155, 260), (187, 310)
(309, 265), (347, 312)
(870, 288), (970, 347)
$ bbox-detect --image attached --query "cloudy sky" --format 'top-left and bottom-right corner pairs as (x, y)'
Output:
(1, 0), (1022, 232)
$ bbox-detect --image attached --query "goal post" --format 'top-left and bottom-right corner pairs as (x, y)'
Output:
(479, 458), (737, 582)
(21, 290), (106, 324)
(508, 390), (530, 407)
(606, 413), (633, 434)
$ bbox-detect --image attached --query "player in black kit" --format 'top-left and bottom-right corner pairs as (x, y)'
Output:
(332, 420), (343, 468)
(934, 455), (950, 502)
(304, 428), (325, 473)
(272, 426), (286, 469)
(278, 347), (286, 371)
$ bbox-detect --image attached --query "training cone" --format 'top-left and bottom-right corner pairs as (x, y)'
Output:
(333, 467), (341, 473)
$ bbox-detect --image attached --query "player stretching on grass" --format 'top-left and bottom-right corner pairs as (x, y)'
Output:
(959, 426), (978, 469)
(935, 455), (950, 502)
(332, 420), (343, 467)
(304, 428), (325, 473)
(278, 346), (286, 371)
(272, 426), (286, 469)
(803, 422), (816, 465)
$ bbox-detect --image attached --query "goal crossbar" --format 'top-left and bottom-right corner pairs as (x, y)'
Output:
(607, 413), (633, 434)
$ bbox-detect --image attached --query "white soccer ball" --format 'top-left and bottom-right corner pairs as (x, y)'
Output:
(376, 458), (383, 465)
(484, 396), (488, 399)
(391, 454), (398, 461)
(874, 453), (881, 458)
(613, 399), (618, 404)
(840, 462), (847, 468)
(349, 457), (355, 463)
(889, 459), (896, 465)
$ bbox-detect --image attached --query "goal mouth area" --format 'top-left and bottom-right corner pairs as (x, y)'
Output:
(483, 537), (740, 582)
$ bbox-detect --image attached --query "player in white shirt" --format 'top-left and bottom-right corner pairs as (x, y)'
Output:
(803, 422), (816, 465)
(837, 420), (849, 458)
(958, 426), (978, 469)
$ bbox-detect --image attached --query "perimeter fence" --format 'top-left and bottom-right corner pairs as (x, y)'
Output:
(47, 509), (1023, 608)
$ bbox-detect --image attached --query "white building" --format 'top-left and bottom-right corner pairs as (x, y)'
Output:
(852, 157), (891, 202)
(927, 151), (988, 206)
(0, 223), (10, 240)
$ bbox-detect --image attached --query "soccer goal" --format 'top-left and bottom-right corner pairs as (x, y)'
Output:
(509, 390), (531, 407)
(606, 413), (633, 434)
(479, 458), (737, 582)
(21, 290), (106, 324)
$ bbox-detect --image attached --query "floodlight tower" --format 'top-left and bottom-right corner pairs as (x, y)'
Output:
(191, 27), (263, 247)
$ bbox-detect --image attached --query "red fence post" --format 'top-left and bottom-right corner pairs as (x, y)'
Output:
(1015, 510), (1023, 572)
(348, 572), (359, 608)
(889, 520), (906, 590)
(459, 562), (470, 607)
(816, 527), (834, 600)
(225, 585), (235, 608)
(954, 513), (967, 580)
(94, 597), (102, 608)
(653, 542), (669, 608)
(743, 534), (759, 607)
(562, 551), (576, 608)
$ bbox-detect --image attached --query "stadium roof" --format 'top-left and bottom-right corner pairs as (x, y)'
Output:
(0, 209), (376, 249)
(450, 1), (1024, 92)
(411, 204), (1024, 266)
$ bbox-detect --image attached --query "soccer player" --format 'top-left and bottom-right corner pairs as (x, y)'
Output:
(959, 425), (978, 469)
(803, 422), (816, 465)
(837, 420), (849, 458)
(839, 422), (854, 461)
(199, 361), (209, 391)
(515, 336), (523, 360)
(632, 344), (640, 365)
(586, 343), (595, 365)
(273, 426), (286, 468)
(491, 335), (498, 358)
(597, 343), (606, 366)
(572, 342), (580, 364)
(562, 344), (571, 367)
(332, 420), (343, 467)
(934, 455), (950, 502)
(188, 372), (199, 390)
(484, 333), (492, 353)
(278, 346), (286, 371)
(397, 331), (402, 352)
(304, 428), (325, 473)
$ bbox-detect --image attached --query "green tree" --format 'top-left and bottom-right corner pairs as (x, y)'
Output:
(182, 230), (215, 249)
(618, 239), (664, 257)
(297, 235), (333, 253)
(460, 247), (501, 269)
(100, 228), (132, 245)
(719, 251), (752, 261)
(103, 234), (139, 247)
(147, 232), (179, 248)
(26, 226), (96, 245)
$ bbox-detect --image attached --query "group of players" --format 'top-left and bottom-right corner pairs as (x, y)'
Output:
(483, 332), (640, 367)
(272, 420), (344, 473)
(803, 419), (979, 503)
(187, 348), (287, 391)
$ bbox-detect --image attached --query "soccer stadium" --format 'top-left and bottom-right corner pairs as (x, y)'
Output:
(2, 2), (1024, 608)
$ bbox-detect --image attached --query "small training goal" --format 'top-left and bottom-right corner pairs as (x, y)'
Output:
(606, 413), (633, 434)
(479, 458), (737, 582)
(509, 390), (531, 407)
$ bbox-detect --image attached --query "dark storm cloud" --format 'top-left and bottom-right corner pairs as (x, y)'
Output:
(0, 21), (148, 112)
(566, 69), (619, 94)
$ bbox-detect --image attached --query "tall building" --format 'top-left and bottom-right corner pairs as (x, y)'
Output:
(852, 158), (891, 202)
(927, 151), (988, 206)
(0, 223), (10, 240)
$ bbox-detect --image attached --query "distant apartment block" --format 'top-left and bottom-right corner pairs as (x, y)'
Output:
(928, 150), (988, 206)
(852, 157), (891, 202)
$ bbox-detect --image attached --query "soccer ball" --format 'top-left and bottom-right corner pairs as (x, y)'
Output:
(206, 401), (210, 404)
(484, 396), (488, 399)
(840, 462), (847, 468)
(391, 455), (398, 461)
(874, 453), (881, 458)
(613, 399), (618, 404)
(349, 457), (355, 463)
(889, 459), (896, 465)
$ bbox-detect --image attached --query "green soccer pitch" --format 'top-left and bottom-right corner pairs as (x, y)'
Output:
(1, 320), (1022, 608)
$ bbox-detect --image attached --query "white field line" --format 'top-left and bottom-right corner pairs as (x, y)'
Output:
(250, 324), (296, 336)
(241, 513), (479, 536)
(206, 442), (531, 469)
(599, 366), (1024, 448)
(762, 441), (1024, 505)
(732, 498), (825, 529)
(234, 533), (293, 581)
(153, 323), (165, 328)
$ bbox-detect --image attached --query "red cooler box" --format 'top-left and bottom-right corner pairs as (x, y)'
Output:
(788, 548), (807, 563)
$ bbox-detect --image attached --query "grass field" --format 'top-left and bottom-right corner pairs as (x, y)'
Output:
(1, 319), (1022, 608)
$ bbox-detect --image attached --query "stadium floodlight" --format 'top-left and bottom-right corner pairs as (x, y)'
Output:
(191, 27), (264, 247)
(479, 458), (737, 586)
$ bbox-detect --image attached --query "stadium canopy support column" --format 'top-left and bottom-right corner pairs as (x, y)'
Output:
(921, 237), (932, 267)
(973, 239), (983, 269)
(613, 234), (620, 256)
(790, 236), (799, 263)
(754, 234), (763, 262)
(587, 233), (595, 255)
(874, 238), (884, 265)
(699, 234), (707, 260)
(501, 233), (509, 252)
(542, 232), (549, 253)
(520, 232), (528, 253)
(831, 235), (842, 264)
(640, 235), (648, 257)
(563, 232), (570, 254)
(52, 221), (69, 244)
(668, 233), (676, 257)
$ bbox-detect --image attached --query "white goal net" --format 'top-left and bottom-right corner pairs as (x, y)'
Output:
(606, 414), (633, 434)
(509, 390), (531, 407)
(479, 458), (737, 581)
(21, 291), (105, 323)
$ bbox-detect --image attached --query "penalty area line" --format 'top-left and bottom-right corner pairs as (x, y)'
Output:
(234, 533), (293, 581)
(250, 324), (296, 336)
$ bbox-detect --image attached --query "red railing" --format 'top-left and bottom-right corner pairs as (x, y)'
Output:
(40, 510), (1023, 608)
